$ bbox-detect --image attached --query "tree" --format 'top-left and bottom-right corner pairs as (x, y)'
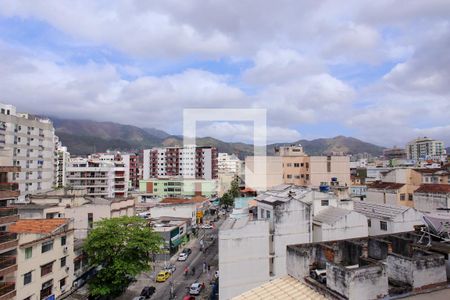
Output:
(220, 191), (234, 208)
(230, 176), (240, 198)
(83, 216), (163, 297)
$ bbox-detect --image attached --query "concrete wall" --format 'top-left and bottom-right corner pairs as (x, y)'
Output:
(316, 211), (368, 242)
(387, 252), (447, 290)
(219, 220), (270, 300)
(309, 156), (351, 187)
(326, 263), (388, 300)
(367, 209), (423, 236)
(414, 192), (450, 212)
(272, 199), (311, 277)
(151, 204), (197, 225)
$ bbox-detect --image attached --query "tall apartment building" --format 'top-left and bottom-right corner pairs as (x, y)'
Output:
(53, 136), (69, 188)
(275, 145), (351, 187)
(66, 158), (128, 198)
(0, 103), (55, 199)
(142, 145), (218, 180)
(218, 153), (242, 175)
(0, 152), (20, 300)
(121, 153), (140, 189)
(406, 137), (446, 161)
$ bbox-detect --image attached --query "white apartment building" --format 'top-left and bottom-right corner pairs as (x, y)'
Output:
(406, 137), (446, 161)
(219, 185), (368, 299)
(142, 145), (218, 180)
(0, 103), (55, 199)
(218, 153), (242, 175)
(10, 218), (75, 300)
(66, 158), (128, 198)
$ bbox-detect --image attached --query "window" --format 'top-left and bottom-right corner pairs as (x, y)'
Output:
(321, 200), (329, 206)
(41, 262), (53, 277)
(25, 247), (32, 259)
(408, 194), (413, 201)
(40, 280), (53, 299)
(266, 210), (271, 219)
(286, 163), (292, 167)
(368, 219), (371, 227)
(61, 236), (66, 246)
(400, 193), (405, 201)
(41, 241), (53, 253)
(24, 271), (32, 285)
(294, 163), (300, 167)
(380, 221), (388, 231)
(88, 213), (93, 229)
(60, 256), (67, 268)
(260, 209), (265, 218)
(60, 277), (66, 289)
(286, 174), (292, 179)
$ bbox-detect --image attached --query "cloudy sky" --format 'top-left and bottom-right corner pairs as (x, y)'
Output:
(0, 0), (449, 146)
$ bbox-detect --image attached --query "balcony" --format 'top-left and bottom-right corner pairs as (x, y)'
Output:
(0, 282), (15, 300)
(0, 233), (17, 252)
(0, 257), (17, 277)
(0, 208), (18, 224)
(0, 183), (19, 200)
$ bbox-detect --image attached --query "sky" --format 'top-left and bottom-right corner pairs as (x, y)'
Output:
(0, 0), (449, 146)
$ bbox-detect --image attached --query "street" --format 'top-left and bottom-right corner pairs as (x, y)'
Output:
(117, 218), (222, 300)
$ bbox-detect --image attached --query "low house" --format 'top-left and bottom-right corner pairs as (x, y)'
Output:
(150, 196), (210, 225)
(313, 207), (368, 242)
(150, 216), (191, 256)
(10, 219), (75, 300)
(354, 201), (423, 236)
(413, 184), (450, 212)
(365, 182), (412, 206)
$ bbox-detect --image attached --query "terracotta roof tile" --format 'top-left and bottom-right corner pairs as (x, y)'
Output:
(368, 181), (405, 190)
(9, 219), (69, 234)
(160, 196), (208, 204)
(415, 184), (450, 194)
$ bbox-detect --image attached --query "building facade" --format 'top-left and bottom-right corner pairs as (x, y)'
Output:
(0, 103), (55, 199)
(218, 153), (242, 175)
(9, 218), (75, 300)
(66, 158), (128, 198)
(139, 178), (217, 199)
(406, 137), (446, 161)
(142, 146), (218, 180)
(53, 137), (69, 189)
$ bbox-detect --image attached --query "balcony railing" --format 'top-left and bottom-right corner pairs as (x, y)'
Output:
(0, 257), (16, 271)
(0, 184), (18, 192)
(0, 282), (15, 297)
(0, 233), (17, 245)
(0, 208), (17, 218)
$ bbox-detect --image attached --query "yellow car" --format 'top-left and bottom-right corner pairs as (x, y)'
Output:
(156, 270), (171, 282)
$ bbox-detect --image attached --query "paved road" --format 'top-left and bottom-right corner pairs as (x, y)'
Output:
(118, 219), (222, 300)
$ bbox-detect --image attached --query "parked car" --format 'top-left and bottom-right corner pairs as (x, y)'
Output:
(214, 270), (219, 279)
(310, 269), (327, 284)
(183, 296), (196, 300)
(133, 297), (145, 300)
(163, 264), (176, 274)
(156, 271), (171, 282)
(140, 286), (156, 298)
(178, 252), (188, 261)
(189, 282), (203, 295)
(182, 248), (192, 255)
(201, 224), (213, 229)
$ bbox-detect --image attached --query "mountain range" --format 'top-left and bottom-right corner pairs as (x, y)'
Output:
(50, 117), (385, 157)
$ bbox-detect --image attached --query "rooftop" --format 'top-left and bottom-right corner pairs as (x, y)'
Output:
(255, 185), (312, 205)
(232, 276), (326, 300)
(160, 195), (208, 204)
(415, 184), (450, 194)
(9, 218), (69, 234)
(354, 201), (411, 220)
(313, 207), (352, 225)
(367, 181), (405, 190)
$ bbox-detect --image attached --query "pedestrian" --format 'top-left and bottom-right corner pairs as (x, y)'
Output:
(192, 266), (196, 275)
(202, 261), (207, 273)
(184, 266), (189, 277)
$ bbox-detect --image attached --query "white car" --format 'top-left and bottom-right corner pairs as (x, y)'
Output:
(190, 282), (203, 295)
(201, 224), (213, 229)
(178, 252), (188, 261)
(214, 270), (219, 279)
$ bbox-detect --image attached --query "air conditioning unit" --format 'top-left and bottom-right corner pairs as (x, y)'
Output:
(63, 246), (68, 253)
(73, 281), (79, 288)
(65, 266), (70, 272)
(61, 286), (66, 292)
